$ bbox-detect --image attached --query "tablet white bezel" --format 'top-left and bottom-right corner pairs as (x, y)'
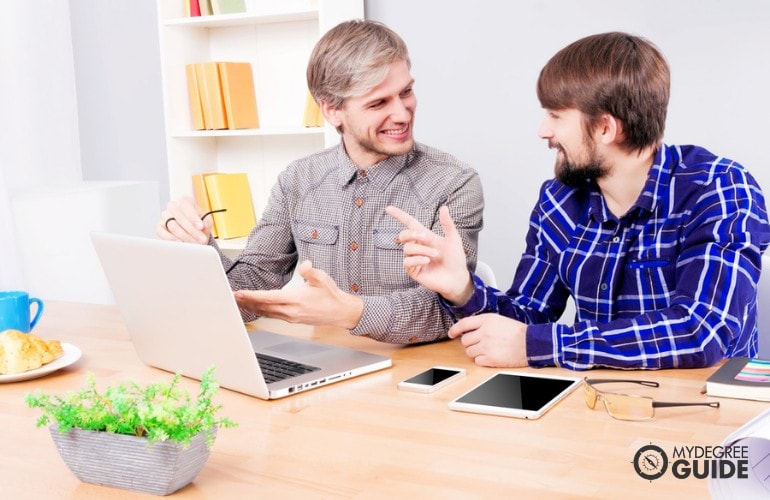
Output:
(448, 371), (583, 419)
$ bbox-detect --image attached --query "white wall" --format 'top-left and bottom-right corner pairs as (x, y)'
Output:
(366, 0), (770, 287)
(6, 1), (769, 300)
(0, 1), (82, 290)
(0, 1), (161, 302)
(69, 0), (168, 199)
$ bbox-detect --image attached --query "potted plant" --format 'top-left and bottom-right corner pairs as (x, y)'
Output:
(25, 366), (237, 496)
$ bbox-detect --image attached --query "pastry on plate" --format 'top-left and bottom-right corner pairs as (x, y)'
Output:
(0, 329), (64, 375)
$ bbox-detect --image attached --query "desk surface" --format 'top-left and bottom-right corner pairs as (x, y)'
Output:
(1, 301), (766, 498)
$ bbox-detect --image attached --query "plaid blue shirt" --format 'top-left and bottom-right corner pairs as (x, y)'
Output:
(447, 144), (770, 370)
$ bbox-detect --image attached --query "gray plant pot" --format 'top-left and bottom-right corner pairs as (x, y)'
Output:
(48, 425), (214, 496)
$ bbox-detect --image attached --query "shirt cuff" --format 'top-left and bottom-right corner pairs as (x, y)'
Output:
(350, 295), (395, 342)
(525, 322), (559, 367)
(439, 273), (488, 318)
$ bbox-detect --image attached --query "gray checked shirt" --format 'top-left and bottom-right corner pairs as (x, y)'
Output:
(214, 141), (484, 344)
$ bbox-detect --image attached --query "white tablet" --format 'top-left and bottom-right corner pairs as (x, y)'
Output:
(448, 371), (583, 419)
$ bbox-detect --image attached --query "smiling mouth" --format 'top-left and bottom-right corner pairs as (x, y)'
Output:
(381, 125), (409, 137)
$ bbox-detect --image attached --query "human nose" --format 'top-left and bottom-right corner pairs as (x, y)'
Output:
(537, 114), (553, 139)
(388, 96), (413, 122)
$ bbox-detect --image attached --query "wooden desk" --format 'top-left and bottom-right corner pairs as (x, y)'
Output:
(1, 301), (767, 498)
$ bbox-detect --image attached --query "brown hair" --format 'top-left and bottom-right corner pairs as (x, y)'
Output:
(537, 32), (670, 152)
(307, 19), (411, 108)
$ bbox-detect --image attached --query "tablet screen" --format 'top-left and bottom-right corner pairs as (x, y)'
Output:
(449, 372), (582, 419)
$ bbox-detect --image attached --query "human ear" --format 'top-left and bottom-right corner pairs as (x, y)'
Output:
(597, 114), (621, 145)
(320, 101), (343, 128)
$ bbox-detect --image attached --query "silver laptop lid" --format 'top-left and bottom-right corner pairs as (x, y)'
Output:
(91, 232), (270, 397)
(91, 232), (391, 399)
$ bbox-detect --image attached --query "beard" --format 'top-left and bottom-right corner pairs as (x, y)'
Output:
(356, 133), (414, 159)
(551, 140), (609, 187)
(557, 160), (607, 187)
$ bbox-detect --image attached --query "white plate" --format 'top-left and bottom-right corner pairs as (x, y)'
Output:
(0, 343), (82, 383)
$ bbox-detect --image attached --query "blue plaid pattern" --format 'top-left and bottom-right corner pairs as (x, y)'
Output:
(447, 144), (770, 370)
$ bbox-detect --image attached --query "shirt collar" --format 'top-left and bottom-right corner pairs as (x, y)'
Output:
(336, 142), (415, 190)
(635, 145), (673, 213)
(588, 145), (672, 222)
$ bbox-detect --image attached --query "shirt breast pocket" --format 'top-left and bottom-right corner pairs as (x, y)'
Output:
(373, 228), (412, 290)
(293, 220), (339, 273)
(624, 257), (675, 309)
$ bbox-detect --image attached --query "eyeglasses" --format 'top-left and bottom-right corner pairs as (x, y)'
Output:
(584, 378), (719, 421)
(164, 209), (227, 232)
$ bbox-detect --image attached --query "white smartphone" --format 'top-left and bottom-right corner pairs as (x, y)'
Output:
(397, 366), (466, 393)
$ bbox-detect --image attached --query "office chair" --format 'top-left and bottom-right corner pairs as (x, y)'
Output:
(474, 260), (498, 288)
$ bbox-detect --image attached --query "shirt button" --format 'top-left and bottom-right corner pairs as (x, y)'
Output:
(612, 236), (620, 243)
(351, 284), (360, 293)
(349, 242), (359, 251)
(408, 336), (417, 343)
(311, 230), (319, 239)
(600, 283), (608, 291)
(355, 198), (364, 207)
(359, 170), (368, 178)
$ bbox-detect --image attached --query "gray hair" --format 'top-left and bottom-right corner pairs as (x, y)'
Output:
(307, 19), (411, 108)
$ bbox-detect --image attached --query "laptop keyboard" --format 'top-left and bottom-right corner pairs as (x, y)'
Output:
(256, 353), (321, 384)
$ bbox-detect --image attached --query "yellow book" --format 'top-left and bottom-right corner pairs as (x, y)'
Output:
(191, 174), (218, 238)
(218, 62), (259, 130)
(302, 90), (323, 127)
(203, 173), (256, 239)
(185, 64), (206, 130)
(197, 62), (227, 130)
(193, 63), (212, 129)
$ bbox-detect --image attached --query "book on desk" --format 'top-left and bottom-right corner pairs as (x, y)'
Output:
(705, 357), (770, 402)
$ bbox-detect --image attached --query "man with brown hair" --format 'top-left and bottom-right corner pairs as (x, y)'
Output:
(389, 32), (770, 369)
(158, 20), (483, 344)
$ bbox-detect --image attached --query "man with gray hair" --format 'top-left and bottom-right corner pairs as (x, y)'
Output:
(158, 20), (483, 344)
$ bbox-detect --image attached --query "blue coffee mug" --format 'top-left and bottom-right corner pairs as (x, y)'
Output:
(0, 291), (44, 333)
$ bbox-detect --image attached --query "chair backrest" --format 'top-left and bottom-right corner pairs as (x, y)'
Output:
(474, 260), (497, 288)
(756, 254), (770, 357)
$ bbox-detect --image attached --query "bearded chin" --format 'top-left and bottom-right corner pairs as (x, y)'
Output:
(556, 160), (607, 187)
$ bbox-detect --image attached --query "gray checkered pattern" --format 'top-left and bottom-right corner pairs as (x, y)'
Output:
(216, 142), (484, 344)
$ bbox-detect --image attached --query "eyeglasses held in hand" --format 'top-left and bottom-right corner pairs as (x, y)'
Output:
(584, 378), (719, 421)
(164, 209), (226, 232)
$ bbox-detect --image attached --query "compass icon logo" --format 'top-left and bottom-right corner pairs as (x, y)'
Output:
(633, 444), (669, 481)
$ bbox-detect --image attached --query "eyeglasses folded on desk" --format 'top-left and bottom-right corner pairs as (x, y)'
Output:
(584, 378), (720, 421)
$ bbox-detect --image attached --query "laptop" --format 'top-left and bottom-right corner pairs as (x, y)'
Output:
(90, 232), (392, 399)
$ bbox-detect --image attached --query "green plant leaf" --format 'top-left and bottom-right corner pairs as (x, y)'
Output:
(24, 366), (237, 447)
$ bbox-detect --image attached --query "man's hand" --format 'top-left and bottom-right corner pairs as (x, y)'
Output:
(448, 314), (528, 367)
(233, 260), (364, 329)
(386, 205), (474, 305)
(157, 196), (212, 244)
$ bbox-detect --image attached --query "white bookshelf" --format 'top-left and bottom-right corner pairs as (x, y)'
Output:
(155, 0), (363, 254)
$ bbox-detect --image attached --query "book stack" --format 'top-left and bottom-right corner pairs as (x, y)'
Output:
(705, 357), (770, 402)
(192, 173), (257, 239)
(186, 62), (259, 131)
(186, 0), (246, 17)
